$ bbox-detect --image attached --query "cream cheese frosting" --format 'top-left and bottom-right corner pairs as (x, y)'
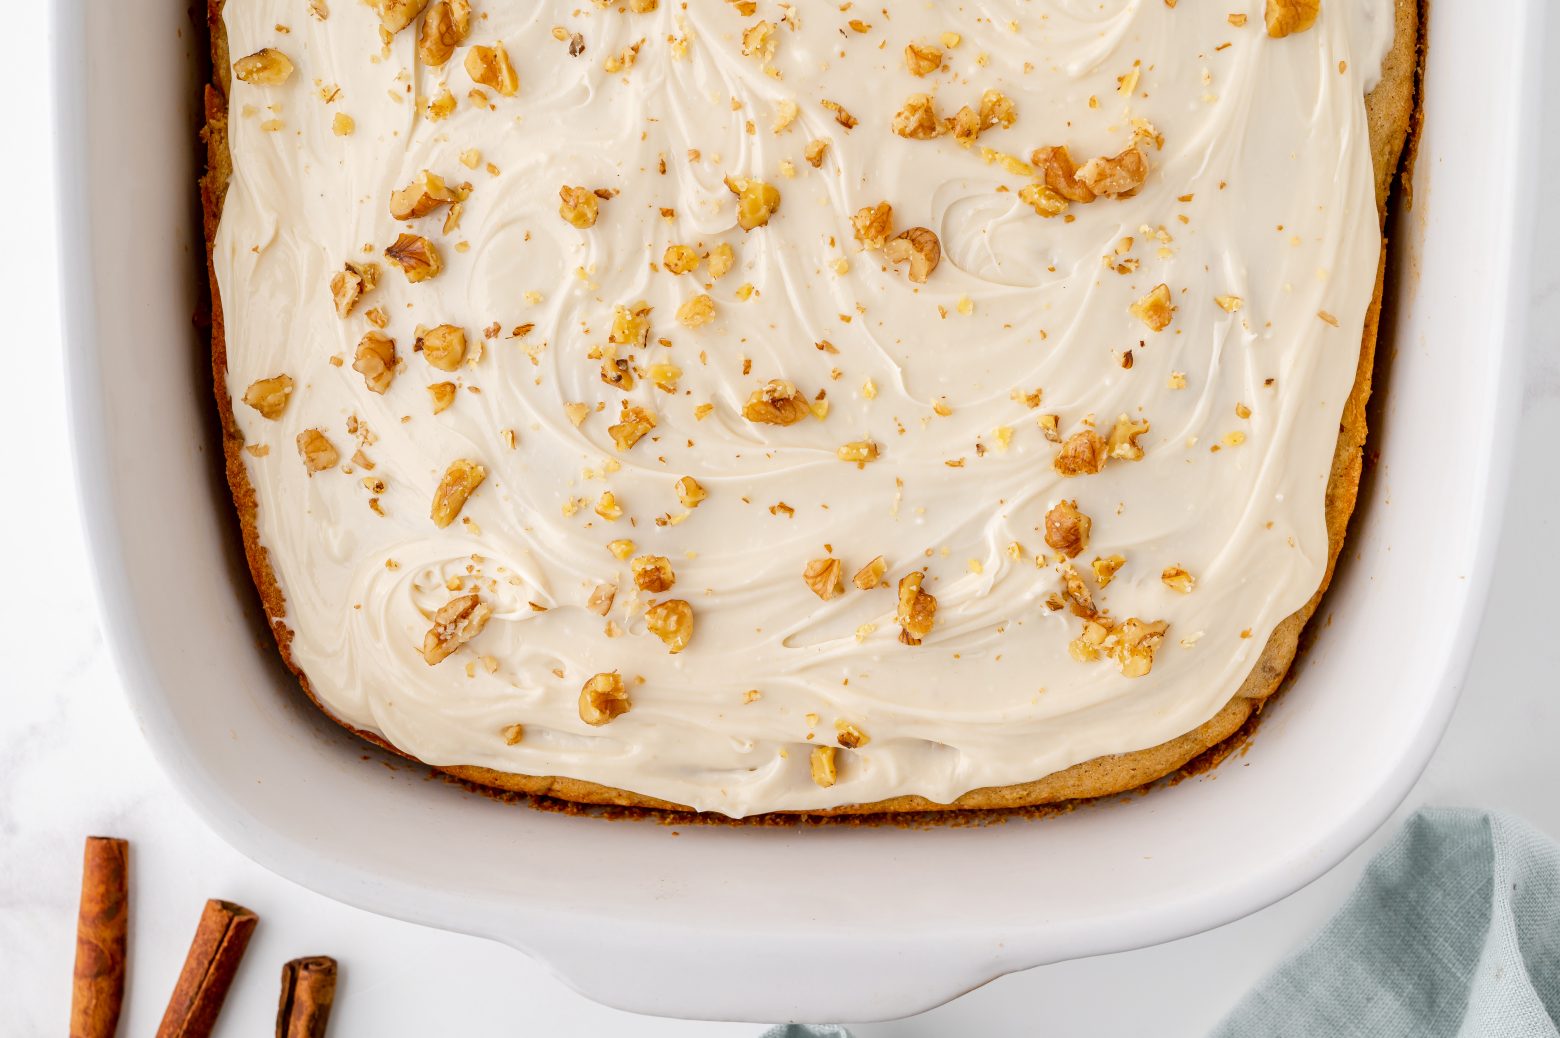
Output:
(215, 0), (1395, 817)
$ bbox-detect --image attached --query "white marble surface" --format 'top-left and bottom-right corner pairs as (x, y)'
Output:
(7, 17), (1559, 1038)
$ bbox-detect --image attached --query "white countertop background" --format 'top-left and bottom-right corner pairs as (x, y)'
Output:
(7, 13), (1558, 1037)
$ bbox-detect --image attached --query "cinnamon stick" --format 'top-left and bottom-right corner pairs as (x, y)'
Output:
(276, 956), (338, 1037)
(70, 836), (129, 1038)
(154, 898), (258, 1038)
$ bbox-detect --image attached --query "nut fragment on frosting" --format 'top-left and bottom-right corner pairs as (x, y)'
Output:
(242, 375), (293, 419)
(896, 571), (937, 645)
(232, 49), (293, 86)
(296, 429), (338, 474)
(853, 556), (887, 590)
(645, 599), (694, 653)
(883, 228), (941, 284)
(1044, 500), (1092, 558)
(742, 380), (811, 426)
(1161, 566), (1196, 594)
(1265, 0), (1321, 38)
(836, 721), (870, 749)
(904, 42), (942, 77)
(417, 0), (470, 66)
(804, 557), (844, 601)
(430, 458), (486, 528)
(1131, 284), (1175, 331)
(465, 43), (519, 97)
(579, 672), (631, 725)
(558, 186), (600, 229)
(390, 172), (457, 221)
(632, 555), (676, 593)
(416, 324), (467, 371)
(732, 178), (781, 231)
(422, 593), (492, 666)
(385, 234), (442, 283)
(675, 476), (707, 508)
(352, 332), (397, 394)
(330, 262), (379, 318)
(810, 745), (838, 788)
(1053, 430), (1107, 477)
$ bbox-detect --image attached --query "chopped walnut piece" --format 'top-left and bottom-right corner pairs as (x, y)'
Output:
(676, 294), (717, 328)
(428, 381), (456, 414)
(609, 302), (651, 349)
(835, 720), (870, 749)
(884, 227), (941, 284)
(632, 555), (677, 593)
(949, 105), (982, 147)
(851, 202), (894, 250)
(1044, 500), (1092, 558)
(662, 244), (700, 274)
(421, 593), (492, 665)
(1053, 430), (1107, 477)
(501, 723), (525, 745)
(1106, 414), (1150, 461)
(1265, 0), (1321, 38)
(1130, 283), (1175, 332)
(594, 491), (623, 521)
(803, 557), (844, 601)
(233, 48), (294, 85)
(1161, 565), (1196, 594)
(853, 555), (887, 590)
(465, 42), (519, 96)
(1093, 554), (1126, 587)
(558, 185), (600, 228)
(803, 138), (830, 168)
(741, 19), (777, 62)
(904, 42), (942, 76)
(352, 331), (397, 394)
(385, 233), (442, 283)
(645, 599), (694, 653)
(1078, 145), (1150, 198)
(608, 402), (657, 451)
(242, 374), (294, 419)
(579, 671), (631, 725)
(1116, 618), (1169, 677)
(706, 242), (736, 279)
(1060, 563), (1095, 617)
(374, 0), (428, 33)
(742, 379), (811, 426)
(417, 0), (470, 67)
(810, 745), (838, 787)
(586, 583), (617, 616)
(1032, 145), (1096, 203)
(892, 93), (944, 140)
(389, 171), (457, 220)
(836, 440), (879, 465)
(430, 458), (486, 528)
(821, 99), (858, 129)
(416, 324), (467, 371)
(1019, 181), (1070, 218)
(896, 571), (937, 645)
(296, 429), (338, 474)
(733, 178), (781, 230)
(675, 476), (708, 508)
(330, 262), (379, 318)
(1215, 294), (1244, 313)
(980, 89), (1017, 128)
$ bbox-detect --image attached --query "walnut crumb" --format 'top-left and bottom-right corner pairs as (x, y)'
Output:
(579, 671), (631, 725)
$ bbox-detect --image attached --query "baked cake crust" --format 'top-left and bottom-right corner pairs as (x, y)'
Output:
(202, 0), (1420, 817)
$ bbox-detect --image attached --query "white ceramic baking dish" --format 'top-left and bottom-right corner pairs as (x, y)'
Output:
(56, 0), (1540, 1023)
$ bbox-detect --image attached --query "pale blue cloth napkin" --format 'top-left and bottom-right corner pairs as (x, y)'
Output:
(1215, 808), (1560, 1036)
(764, 808), (1560, 1037)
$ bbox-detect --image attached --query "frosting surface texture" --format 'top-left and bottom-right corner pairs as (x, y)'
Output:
(216, 0), (1393, 815)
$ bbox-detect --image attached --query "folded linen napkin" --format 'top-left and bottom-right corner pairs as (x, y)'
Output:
(1214, 808), (1560, 1037)
(764, 809), (1560, 1037)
